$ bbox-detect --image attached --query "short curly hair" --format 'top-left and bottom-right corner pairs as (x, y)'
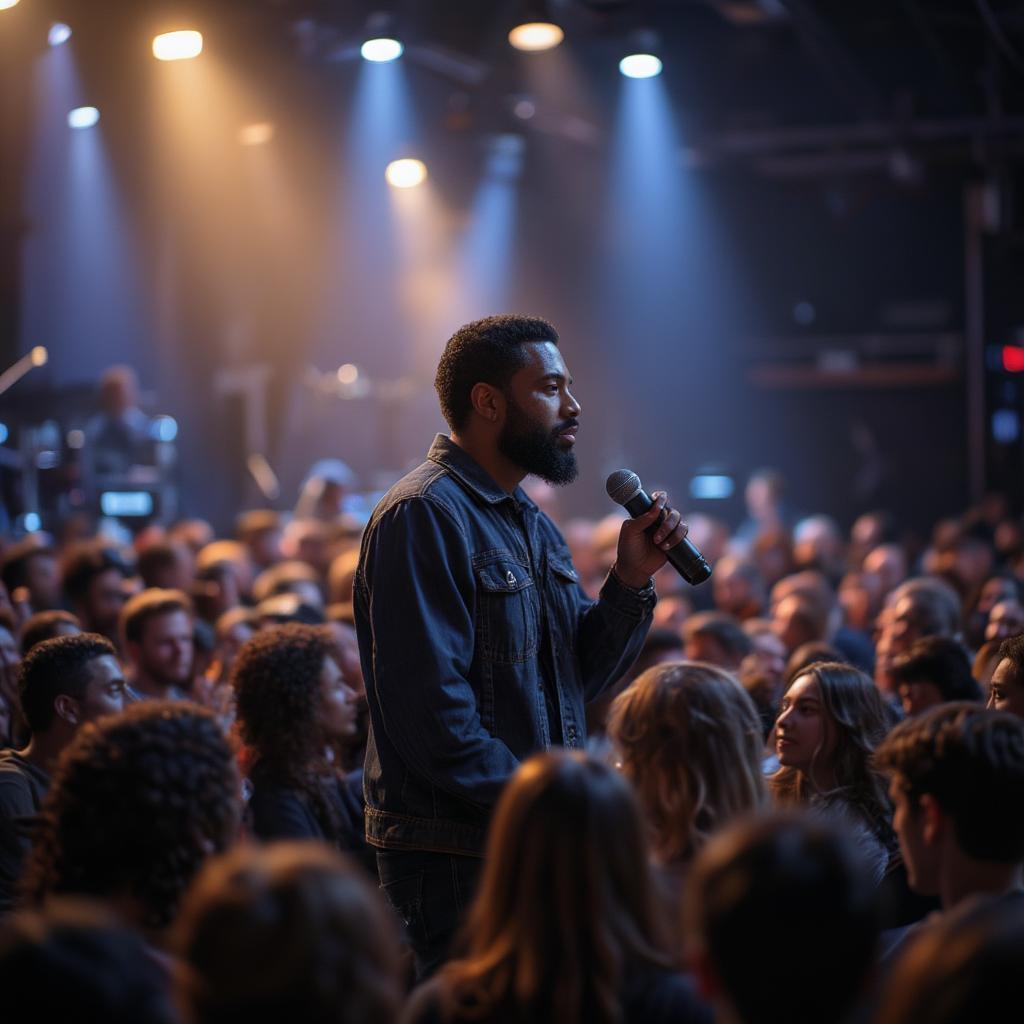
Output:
(21, 702), (241, 931)
(175, 843), (402, 1024)
(434, 314), (559, 430)
(18, 633), (116, 733)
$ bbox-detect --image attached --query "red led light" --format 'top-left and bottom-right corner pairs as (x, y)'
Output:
(1002, 346), (1024, 373)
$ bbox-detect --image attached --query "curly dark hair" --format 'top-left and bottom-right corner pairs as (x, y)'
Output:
(18, 632), (116, 733)
(434, 314), (559, 430)
(175, 843), (402, 1024)
(21, 702), (240, 932)
(232, 623), (343, 839)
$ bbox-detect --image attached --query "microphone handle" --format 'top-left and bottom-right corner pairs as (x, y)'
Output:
(622, 489), (712, 585)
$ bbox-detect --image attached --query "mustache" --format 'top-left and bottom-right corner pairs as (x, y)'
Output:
(552, 418), (579, 436)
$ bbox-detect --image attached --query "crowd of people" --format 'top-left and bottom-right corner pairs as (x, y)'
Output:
(1, 350), (1024, 1021)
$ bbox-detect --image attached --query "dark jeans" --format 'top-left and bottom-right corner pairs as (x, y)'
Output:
(376, 848), (483, 980)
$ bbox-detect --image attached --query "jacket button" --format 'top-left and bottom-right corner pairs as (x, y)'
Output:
(506, 570), (517, 588)
(567, 726), (578, 743)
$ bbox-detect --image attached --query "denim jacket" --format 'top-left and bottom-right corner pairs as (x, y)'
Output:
(354, 435), (656, 856)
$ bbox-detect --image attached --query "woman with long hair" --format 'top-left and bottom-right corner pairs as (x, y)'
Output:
(404, 752), (709, 1024)
(232, 623), (369, 869)
(770, 661), (899, 883)
(608, 663), (767, 867)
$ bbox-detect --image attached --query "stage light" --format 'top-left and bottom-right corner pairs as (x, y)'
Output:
(238, 122), (275, 146)
(509, 22), (563, 52)
(689, 474), (735, 500)
(0, 1), (20, 10)
(361, 37), (403, 63)
(385, 158), (427, 189)
(67, 106), (100, 129)
(513, 98), (536, 120)
(153, 415), (178, 442)
(153, 30), (203, 62)
(0, 423), (7, 445)
(24, 513), (41, 533)
(30, 346), (48, 367)
(48, 23), (72, 46)
(619, 53), (663, 79)
(337, 364), (360, 385)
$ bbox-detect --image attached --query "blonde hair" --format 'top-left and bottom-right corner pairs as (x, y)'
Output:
(608, 662), (767, 865)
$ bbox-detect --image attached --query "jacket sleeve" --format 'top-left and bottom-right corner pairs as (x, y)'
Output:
(358, 496), (521, 810)
(574, 568), (657, 702)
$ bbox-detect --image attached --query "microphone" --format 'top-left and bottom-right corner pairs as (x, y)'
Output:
(605, 469), (712, 586)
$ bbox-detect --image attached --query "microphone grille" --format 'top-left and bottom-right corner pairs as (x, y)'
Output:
(606, 470), (642, 506)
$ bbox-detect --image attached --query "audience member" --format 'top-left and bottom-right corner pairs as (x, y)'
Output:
(987, 633), (1024, 718)
(890, 636), (981, 717)
(176, 843), (402, 1024)
(685, 815), (879, 1024)
(0, 898), (177, 1022)
(236, 510), (284, 571)
(0, 634), (126, 911)
(60, 541), (131, 645)
(711, 556), (765, 622)
(21, 702), (241, 944)
(771, 662), (898, 883)
(875, 703), (1024, 914)
(137, 538), (195, 593)
(0, 536), (60, 615)
(404, 752), (710, 1024)
(682, 612), (752, 671)
(608, 663), (766, 956)
(120, 588), (195, 700)
(233, 624), (366, 864)
(18, 610), (81, 654)
(985, 596), (1024, 643)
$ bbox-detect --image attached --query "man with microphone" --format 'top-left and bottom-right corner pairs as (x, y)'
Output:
(354, 314), (691, 976)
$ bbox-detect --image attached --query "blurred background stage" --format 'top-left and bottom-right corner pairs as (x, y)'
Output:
(2, 0), (1024, 534)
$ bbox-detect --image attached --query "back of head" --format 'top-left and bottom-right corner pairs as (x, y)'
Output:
(890, 577), (962, 638)
(0, 898), (175, 1023)
(0, 535), (54, 593)
(19, 610), (81, 655)
(18, 633), (116, 734)
(176, 842), (402, 1024)
(890, 636), (981, 703)
(434, 314), (558, 430)
(877, 895), (1024, 1024)
(783, 641), (845, 685)
(609, 663), (766, 863)
(683, 612), (753, 667)
(22, 701), (240, 931)
(686, 814), (879, 1024)
(60, 541), (128, 604)
(449, 752), (665, 1022)
(875, 703), (1024, 862)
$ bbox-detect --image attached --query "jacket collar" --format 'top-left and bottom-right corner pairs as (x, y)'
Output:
(427, 434), (537, 510)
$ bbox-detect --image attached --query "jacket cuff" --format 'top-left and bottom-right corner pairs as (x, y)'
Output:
(603, 565), (658, 615)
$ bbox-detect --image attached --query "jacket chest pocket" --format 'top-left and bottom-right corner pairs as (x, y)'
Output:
(474, 555), (539, 664)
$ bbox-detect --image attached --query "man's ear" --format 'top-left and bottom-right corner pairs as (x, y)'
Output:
(53, 694), (80, 726)
(469, 382), (505, 424)
(919, 793), (945, 846)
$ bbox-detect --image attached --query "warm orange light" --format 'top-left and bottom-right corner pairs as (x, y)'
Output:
(153, 30), (203, 61)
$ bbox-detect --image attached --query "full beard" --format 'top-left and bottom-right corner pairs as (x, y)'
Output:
(498, 401), (578, 486)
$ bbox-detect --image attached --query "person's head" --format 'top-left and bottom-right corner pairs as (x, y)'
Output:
(234, 623), (358, 775)
(682, 611), (752, 670)
(608, 663), (766, 865)
(434, 314), (581, 485)
(686, 815), (878, 1024)
(712, 556), (766, 620)
(862, 543), (908, 599)
(98, 365), (138, 417)
(22, 702), (241, 936)
(782, 641), (845, 687)
(988, 634), (1024, 718)
(235, 510), (284, 570)
(0, 898), (177, 1023)
(772, 592), (828, 654)
(0, 614), (22, 724)
(0, 537), (60, 612)
(136, 539), (195, 593)
(744, 469), (784, 521)
(884, 577), (962, 655)
(891, 637), (981, 717)
(19, 610), (81, 655)
(445, 752), (666, 1022)
(168, 518), (215, 555)
(875, 704), (1024, 899)
(773, 662), (897, 810)
(120, 588), (194, 691)
(793, 515), (845, 576)
(986, 598), (1024, 643)
(738, 621), (788, 736)
(18, 633), (125, 740)
(60, 542), (130, 640)
(876, 896), (1024, 1024)
(251, 560), (324, 611)
(175, 843), (402, 1024)
(211, 607), (257, 681)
